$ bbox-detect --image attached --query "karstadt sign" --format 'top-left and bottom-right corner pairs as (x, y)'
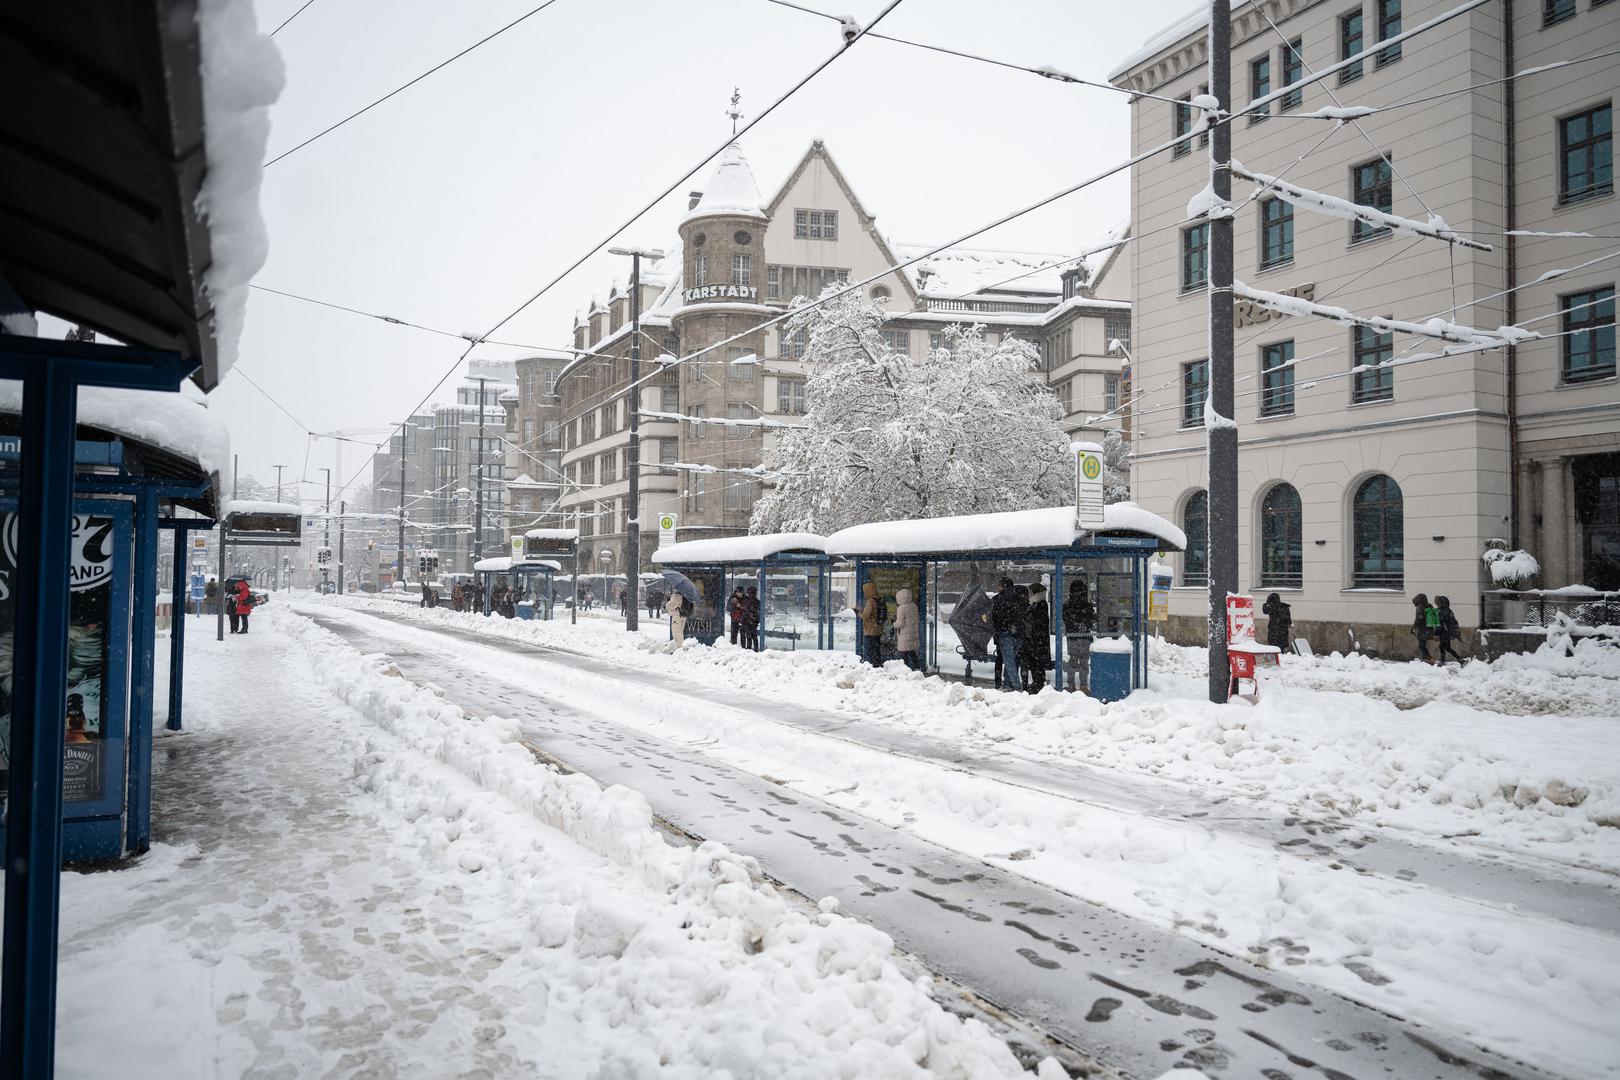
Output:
(683, 284), (759, 303)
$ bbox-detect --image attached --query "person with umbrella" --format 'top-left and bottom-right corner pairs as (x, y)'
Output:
(661, 570), (699, 646)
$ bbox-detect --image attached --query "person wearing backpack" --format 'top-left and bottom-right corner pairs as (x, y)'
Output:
(1411, 593), (1437, 663)
(1435, 595), (1464, 663)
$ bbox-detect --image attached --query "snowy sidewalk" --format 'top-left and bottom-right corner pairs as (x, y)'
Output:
(48, 608), (1048, 1079)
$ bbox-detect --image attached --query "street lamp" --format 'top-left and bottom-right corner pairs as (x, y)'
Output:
(608, 245), (665, 632)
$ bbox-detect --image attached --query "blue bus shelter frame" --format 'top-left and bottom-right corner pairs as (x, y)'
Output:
(476, 563), (557, 619)
(847, 535), (1157, 690)
(0, 335), (195, 1078)
(656, 551), (835, 651)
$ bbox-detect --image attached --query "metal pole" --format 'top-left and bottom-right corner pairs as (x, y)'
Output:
(474, 376), (488, 570)
(321, 466), (331, 594)
(216, 527), (226, 641)
(626, 253), (643, 631)
(338, 500), (346, 594)
(167, 527), (187, 732)
(1206, 0), (1237, 704)
(127, 490), (159, 854)
(232, 453), (238, 500)
(397, 427), (407, 589)
(272, 465), (286, 590)
(572, 505), (580, 625)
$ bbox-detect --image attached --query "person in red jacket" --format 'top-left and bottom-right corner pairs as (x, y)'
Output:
(229, 579), (254, 634)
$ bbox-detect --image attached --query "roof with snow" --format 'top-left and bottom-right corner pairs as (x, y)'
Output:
(1108, 3), (1207, 80)
(474, 557), (561, 573)
(825, 504), (1185, 557)
(681, 143), (767, 225)
(894, 244), (1069, 301)
(652, 532), (828, 565)
(0, 0), (281, 390)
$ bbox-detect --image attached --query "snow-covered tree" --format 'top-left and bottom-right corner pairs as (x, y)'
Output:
(1100, 427), (1131, 504)
(751, 293), (1073, 534)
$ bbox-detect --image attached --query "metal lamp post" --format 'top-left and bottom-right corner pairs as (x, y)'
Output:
(608, 245), (664, 632)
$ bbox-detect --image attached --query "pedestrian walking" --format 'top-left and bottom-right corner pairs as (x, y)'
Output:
(1411, 593), (1437, 663)
(893, 587), (920, 670)
(742, 586), (761, 651)
(989, 577), (1024, 691)
(620, 589), (628, 617)
(1020, 583), (1052, 693)
(728, 586), (746, 646)
(1061, 579), (1095, 692)
(666, 589), (688, 646)
(1262, 592), (1293, 653)
(859, 581), (885, 667)
(230, 578), (254, 635)
(1435, 595), (1465, 663)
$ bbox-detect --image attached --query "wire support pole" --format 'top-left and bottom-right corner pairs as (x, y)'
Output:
(1207, 0), (1238, 705)
(625, 252), (644, 632)
(475, 376), (488, 570)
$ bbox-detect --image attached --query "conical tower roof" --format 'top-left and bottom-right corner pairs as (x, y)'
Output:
(682, 142), (767, 225)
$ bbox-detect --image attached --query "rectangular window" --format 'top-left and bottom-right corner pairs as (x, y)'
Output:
(1182, 223), (1210, 291)
(660, 384), (679, 412)
(1173, 96), (1193, 158)
(1340, 10), (1364, 83)
(777, 377), (806, 414)
(694, 253), (708, 287)
(929, 331), (943, 354)
(780, 327), (808, 360)
(544, 369), (559, 396)
(727, 346), (755, 381)
(580, 457), (595, 486)
(1562, 287), (1616, 382)
(600, 451), (615, 483)
(767, 265), (781, 301)
(581, 413), (596, 443)
(1544, 0), (1576, 26)
(1560, 104), (1613, 204)
(1058, 379), (1073, 414)
(732, 253), (751, 287)
(1280, 39), (1304, 110)
(882, 328), (910, 356)
(1260, 340), (1296, 416)
(1351, 157), (1393, 242)
(1103, 373), (1121, 414)
(725, 475), (746, 513)
(660, 438), (677, 475)
(793, 208), (838, 240)
(1105, 315), (1131, 351)
(1250, 56), (1271, 123)
(1182, 359), (1210, 428)
(687, 474), (705, 513)
(1376, 0), (1401, 64)
(1352, 324), (1395, 402)
(1260, 197), (1294, 268)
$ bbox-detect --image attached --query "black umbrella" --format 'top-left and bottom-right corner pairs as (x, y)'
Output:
(948, 582), (994, 661)
(660, 569), (699, 601)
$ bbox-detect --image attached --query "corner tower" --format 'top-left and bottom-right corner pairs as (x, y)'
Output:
(671, 142), (771, 538)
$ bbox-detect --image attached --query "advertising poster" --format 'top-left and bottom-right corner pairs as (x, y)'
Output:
(864, 564), (921, 665)
(684, 566), (725, 646)
(0, 512), (115, 806)
(1095, 571), (1135, 635)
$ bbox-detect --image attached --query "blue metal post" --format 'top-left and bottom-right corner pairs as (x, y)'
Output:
(0, 365), (77, 1079)
(168, 527), (188, 731)
(756, 565), (766, 652)
(125, 490), (159, 853)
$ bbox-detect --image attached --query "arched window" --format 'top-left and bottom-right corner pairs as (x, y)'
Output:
(870, 285), (891, 301)
(1260, 483), (1302, 589)
(1183, 490), (1209, 586)
(1351, 474), (1403, 587)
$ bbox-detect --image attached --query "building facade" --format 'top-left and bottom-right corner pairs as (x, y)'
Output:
(1110, 0), (1618, 653)
(500, 351), (571, 533)
(546, 139), (1133, 576)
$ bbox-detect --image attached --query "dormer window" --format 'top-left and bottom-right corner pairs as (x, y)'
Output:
(794, 208), (838, 240)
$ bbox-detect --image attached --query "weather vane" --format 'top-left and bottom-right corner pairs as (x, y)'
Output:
(726, 87), (743, 136)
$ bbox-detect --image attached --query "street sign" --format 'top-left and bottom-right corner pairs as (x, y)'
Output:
(658, 512), (678, 548)
(1072, 441), (1105, 530)
(1226, 594), (1255, 643)
(511, 534), (525, 561)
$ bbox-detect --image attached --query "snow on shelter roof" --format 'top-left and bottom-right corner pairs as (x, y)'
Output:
(474, 557), (561, 573)
(825, 504), (1185, 557)
(524, 528), (579, 541)
(681, 143), (767, 225)
(652, 533), (828, 565)
(0, 384), (230, 484)
(223, 499), (303, 518)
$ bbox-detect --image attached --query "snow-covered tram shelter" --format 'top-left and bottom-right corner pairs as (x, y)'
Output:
(651, 533), (832, 649)
(824, 505), (1186, 691)
(472, 556), (561, 619)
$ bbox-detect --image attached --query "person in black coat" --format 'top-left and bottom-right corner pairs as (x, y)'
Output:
(1262, 592), (1293, 652)
(1061, 579), (1096, 691)
(989, 577), (1025, 691)
(1435, 595), (1464, 663)
(1020, 583), (1052, 693)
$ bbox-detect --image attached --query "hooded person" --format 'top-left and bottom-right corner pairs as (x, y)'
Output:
(665, 588), (687, 646)
(743, 586), (761, 651)
(1435, 595), (1464, 663)
(1262, 592), (1293, 652)
(727, 586), (746, 646)
(893, 587), (920, 670)
(988, 576), (1024, 691)
(858, 581), (884, 667)
(1020, 583), (1052, 693)
(1411, 593), (1436, 663)
(231, 578), (255, 634)
(1061, 579), (1096, 692)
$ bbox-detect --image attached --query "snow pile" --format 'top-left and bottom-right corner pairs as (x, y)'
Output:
(195, 0), (284, 377)
(1185, 182), (1234, 221)
(281, 611), (1049, 1078)
(892, 244), (1068, 300)
(1483, 547), (1540, 585)
(0, 384), (231, 481)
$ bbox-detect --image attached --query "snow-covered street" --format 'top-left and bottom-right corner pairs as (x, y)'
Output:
(287, 595), (1618, 1078)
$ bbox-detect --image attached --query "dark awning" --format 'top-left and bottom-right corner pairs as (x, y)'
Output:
(0, 0), (220, 387)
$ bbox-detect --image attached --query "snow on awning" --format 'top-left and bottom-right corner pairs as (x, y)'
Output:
(476, 557), (561, 573)
(0, 384), (230, 484)
(652, 532), (828, 565)
(525, 528), (580, 541)
(223, 499), (303, 518)
(825, 504), (1185, 557)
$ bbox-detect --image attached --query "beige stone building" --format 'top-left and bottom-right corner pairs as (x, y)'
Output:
(1111, 0), (1617, 653)
(546, 139), (1132, 576)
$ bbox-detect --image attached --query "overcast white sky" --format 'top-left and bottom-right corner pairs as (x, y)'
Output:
(195, 0), (1201, 503)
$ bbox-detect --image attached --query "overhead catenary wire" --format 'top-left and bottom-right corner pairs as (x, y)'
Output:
(263, 0), (570, 167)
(270, 0), (317, 36)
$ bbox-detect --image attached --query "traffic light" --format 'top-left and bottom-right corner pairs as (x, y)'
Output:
(316, 546), (332, 566)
